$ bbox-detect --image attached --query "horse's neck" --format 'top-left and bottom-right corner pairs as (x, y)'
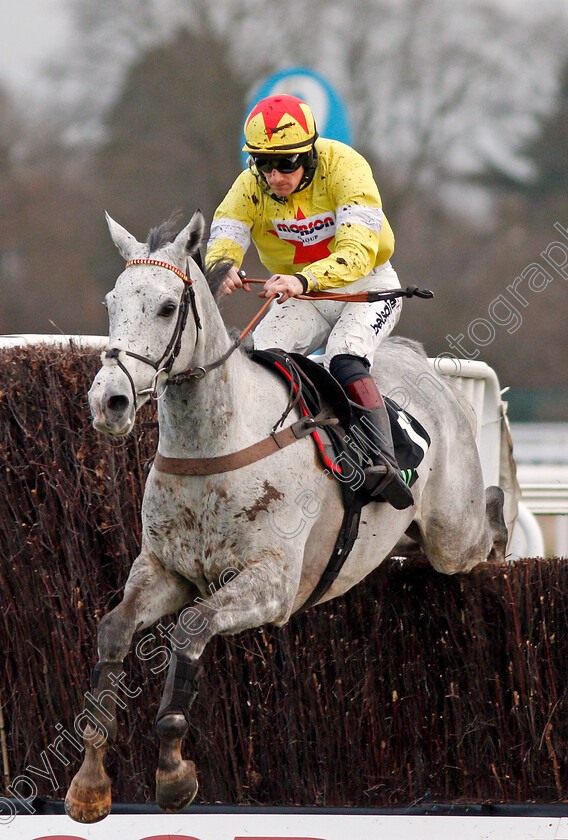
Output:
(156, 292), (259, 458)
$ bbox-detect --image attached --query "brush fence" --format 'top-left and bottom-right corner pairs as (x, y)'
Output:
(0, 338), (566, 815)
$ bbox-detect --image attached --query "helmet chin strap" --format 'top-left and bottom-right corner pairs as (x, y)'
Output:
(295, 144), (318, 192)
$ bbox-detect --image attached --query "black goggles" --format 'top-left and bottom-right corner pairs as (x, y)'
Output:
(253, 154), (303, 174)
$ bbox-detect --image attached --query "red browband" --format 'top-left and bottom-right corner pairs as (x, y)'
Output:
(124, 258), (191, 284)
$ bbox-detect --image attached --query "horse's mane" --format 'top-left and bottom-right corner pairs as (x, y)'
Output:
(204, 257), (234, 299)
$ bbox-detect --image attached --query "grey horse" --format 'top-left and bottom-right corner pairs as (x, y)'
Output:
(65, 212), (507, 822)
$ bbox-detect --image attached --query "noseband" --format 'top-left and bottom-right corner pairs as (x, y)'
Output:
(103, 258), (202, 403)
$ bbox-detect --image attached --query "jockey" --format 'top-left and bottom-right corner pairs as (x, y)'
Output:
(205, 94), (413, 510)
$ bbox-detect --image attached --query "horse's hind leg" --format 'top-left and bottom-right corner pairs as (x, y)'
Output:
(65, 554), (194, 823)
(485, 485), (508, 562)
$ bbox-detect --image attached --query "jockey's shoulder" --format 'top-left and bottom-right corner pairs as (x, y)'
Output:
(314, 138), (374, 180)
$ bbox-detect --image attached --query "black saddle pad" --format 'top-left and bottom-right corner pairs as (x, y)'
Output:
(290, 353), (430, 486)
(250, 348), (430, 496)
(384, 397), (431, 486)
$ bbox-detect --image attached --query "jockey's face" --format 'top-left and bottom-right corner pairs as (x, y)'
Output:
(263, 166), (305, 197)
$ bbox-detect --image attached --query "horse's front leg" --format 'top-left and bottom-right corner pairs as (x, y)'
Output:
(155, 546), (300, 813)
(65, 554), (195, 823)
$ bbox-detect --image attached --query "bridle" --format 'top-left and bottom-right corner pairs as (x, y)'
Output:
(103, 258), (276, 406)
(103, 258), (206, 404)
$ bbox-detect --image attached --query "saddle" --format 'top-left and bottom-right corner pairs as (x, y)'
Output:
(250, 348), (430, 611)
(251, 349), (429, 505)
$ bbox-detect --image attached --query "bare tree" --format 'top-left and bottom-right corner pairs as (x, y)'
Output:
(47, 0), (567, 209)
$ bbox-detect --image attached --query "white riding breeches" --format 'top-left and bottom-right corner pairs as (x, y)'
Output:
(253, 261), (403, 369)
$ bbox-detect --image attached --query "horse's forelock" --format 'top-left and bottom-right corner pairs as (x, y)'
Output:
(146, 214), (227, 300)
(147, 213), (183, 253)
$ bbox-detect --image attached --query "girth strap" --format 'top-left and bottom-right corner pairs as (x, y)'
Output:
(298, 494), (364, 613)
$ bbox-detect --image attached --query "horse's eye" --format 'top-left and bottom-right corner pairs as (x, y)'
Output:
(159, 303), (177, 318)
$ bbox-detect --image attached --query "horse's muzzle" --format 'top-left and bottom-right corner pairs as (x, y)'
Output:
(88, 368), (136, 436)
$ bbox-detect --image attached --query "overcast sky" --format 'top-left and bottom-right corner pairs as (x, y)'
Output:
(0, 0), (71, 94)
(3, 0), (568, 83)
(2, 0), (567, 99)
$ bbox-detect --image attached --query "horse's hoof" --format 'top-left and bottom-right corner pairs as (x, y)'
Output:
(64, 774), (112, 823)
(156, 760), (198, 813)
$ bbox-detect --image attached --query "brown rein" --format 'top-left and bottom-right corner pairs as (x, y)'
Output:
(241, 278), (434, 304)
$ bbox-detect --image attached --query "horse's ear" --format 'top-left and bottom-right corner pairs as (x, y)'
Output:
(185, 210), (206, 258)
(105, 211), (141, 260)
(169, 210), (206, 263)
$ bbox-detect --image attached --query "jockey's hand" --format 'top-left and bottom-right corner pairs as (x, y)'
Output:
(260, 274), (304, 303)
(221, 266), (250, 295)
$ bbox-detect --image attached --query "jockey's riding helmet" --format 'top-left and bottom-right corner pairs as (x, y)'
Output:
(242, 94), (318, 154)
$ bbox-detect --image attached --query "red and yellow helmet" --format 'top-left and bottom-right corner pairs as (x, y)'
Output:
(242, 94), (318, 154)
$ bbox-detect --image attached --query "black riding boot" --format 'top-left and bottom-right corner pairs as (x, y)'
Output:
(330, 354), (414, 510)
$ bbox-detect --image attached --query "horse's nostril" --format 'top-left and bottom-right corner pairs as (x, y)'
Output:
(107, 395), (130, 414)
